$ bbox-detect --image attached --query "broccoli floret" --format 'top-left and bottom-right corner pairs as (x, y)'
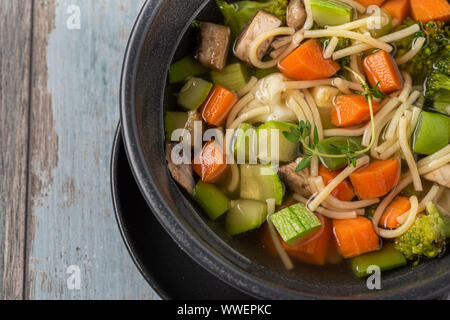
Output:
(216, 0), (288, 37)
(434, 56), (450, 75)
(424, 56), (450, 114)
(395, 19), (450, 84)
(425, 73), (450, 97)
(432, 90), (450, 115)
(395, 202), (450, 264)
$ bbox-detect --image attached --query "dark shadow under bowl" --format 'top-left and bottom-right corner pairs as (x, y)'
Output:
(120, 0), (450, 299)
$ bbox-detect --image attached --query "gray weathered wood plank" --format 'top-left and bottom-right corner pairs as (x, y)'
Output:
(0, 0), (33, 300)
(26, 0), (157, 299)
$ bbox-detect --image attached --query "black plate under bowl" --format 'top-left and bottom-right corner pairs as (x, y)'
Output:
(111, 123), (252, 299)
(120, 0), (450, 299)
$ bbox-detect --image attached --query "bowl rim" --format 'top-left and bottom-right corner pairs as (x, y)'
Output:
(119, 0), (450, 300)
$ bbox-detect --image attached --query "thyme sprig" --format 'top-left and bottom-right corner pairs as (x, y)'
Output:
(283, 67), (385, 172)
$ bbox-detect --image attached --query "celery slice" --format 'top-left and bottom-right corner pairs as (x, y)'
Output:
(239, 164), (283, 205)
(193, 181), (231, 220)
(413, 111), (450, 155)
(351, 243), (406, 278)
(164, 111), (188, 139)
(169, 56), (208, 84)
(177, 77), (213, 110)
(226, 199), (268, 235)
(211, 63), (250, 92)
(310, 0), (353, 27)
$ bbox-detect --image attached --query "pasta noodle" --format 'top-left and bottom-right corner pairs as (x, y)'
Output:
(324, 125), (367, 137)
(399, 112), (423, 191)
(314, 177), (380, 209)
(397, 185), (442, 225)
(237, 76), (258, 98)
(333, 24), (421, 60)
(227, 164), (240, 193)
(304, 89), (324, 140)
(304, 29), (392, 52)
(324, 37), (339, 59)
(384, 90), (420, 141)
(266, 199), (294, 270)
(350, 54), (365, 83)
(398, 72), (412, 103)
(308, 156), (370, 211)
(293, 194), (359, 219)
(249, 27), (296, 69)
(226, 93), (254, 128)
(396, 37), (426, 65)
(376, 196), (419, 238)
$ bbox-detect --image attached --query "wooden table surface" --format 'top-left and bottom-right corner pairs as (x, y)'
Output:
(0, 0), (158, 299)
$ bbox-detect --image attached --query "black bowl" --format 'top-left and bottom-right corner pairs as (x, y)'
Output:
(120, 0), (450, 299)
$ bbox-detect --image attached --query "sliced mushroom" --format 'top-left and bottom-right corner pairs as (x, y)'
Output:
(165, 142), (195, 195)
(196, 22), (231, 71)
(278, 159), (312, 198)
(423, 164), (450, 188)
(234, 10), (282, 65)
(287, 0), (306, 29)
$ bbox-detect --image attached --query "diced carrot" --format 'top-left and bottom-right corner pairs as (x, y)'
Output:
(282, 215), (332, 266)
(410, 0), (450, 23)
(363, 50), (403, 94)
(350, 158), (400, 199)
(333, 217), (380, 259)
(193, 141), (228, 183)
(355, 0), (386, 7)
(278, 39), (341, 81)
(319, 165), (355, 201)
(382, 0), (410, 23)
(201, 85), (237, 126)
(380, 196), (411, 229)
(332, 94), (381, 127)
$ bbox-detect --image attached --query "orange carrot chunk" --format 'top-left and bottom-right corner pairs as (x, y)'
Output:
(193, 141), (228, 183)
(410, 0), (450, 23)
(201, 85), (237, 127)
(350, 158), (400, 199)
(282, 215), (332, 266)
(363, 50), (403, 94)
(278, 39), (341, 81)
(382, 0), (410, 23)
(355, 0), (386, 7)
(380, 196), (411, 229)
(332, 94), (381, 127)
(333, 217), (380, 259)
(319, 165), (355, 201)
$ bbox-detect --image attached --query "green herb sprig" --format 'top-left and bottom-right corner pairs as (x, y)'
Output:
(283, 67), (385, 172)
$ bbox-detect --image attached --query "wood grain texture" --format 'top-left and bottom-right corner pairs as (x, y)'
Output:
(0, 1), (33, 300)
(26, 0), (157, 299)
